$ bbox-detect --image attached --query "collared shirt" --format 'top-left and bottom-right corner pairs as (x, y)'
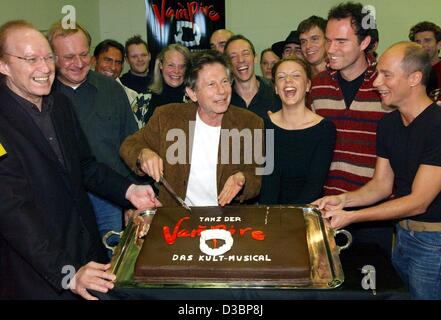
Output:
(230, 75), (281, 119)
(53, 70), (137, 177)
(7, 88), (65, 167)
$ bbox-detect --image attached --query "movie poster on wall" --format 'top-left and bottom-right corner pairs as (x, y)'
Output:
(145, 0), (225, 58)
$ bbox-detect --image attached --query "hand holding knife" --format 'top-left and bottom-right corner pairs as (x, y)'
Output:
(158, 176), (192, 212)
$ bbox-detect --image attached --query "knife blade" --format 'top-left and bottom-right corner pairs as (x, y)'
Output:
(159, 176), (192, 212)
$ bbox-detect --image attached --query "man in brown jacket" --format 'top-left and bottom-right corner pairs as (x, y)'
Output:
(120, 50), (264, 207)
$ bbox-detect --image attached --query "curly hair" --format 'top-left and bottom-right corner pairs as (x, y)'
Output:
(328, 2), (376, 52)
(409, 21), (441, 42)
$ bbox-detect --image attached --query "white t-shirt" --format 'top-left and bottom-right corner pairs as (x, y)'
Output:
(185, 112), (221, 206)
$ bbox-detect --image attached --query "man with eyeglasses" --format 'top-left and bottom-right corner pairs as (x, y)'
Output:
(48, 21), (139, 252)
(0, 20), (159, 299)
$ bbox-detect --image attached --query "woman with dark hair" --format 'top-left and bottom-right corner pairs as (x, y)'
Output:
(260, 57), (336, 204)
(260, 48), (279, 82)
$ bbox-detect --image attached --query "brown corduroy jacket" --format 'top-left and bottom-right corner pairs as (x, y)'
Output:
(120, 102), (264, 207)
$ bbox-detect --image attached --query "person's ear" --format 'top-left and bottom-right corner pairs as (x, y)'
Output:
(90, 56), (97, 69)
(408, 70), (423, 87)
(436, 40), (441, 53)
(360, 35), (372, 52)
(185, 86), (198, 102)
(0, 59), (11, 77)
(306, 79), (311, 93)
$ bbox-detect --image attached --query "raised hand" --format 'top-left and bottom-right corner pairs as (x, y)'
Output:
(218, 172), (245, 207)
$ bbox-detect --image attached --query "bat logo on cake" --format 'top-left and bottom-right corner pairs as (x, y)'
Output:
(199, 229), (234, 256)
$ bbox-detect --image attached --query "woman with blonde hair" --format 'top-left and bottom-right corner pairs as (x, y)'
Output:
(133, 43), (191, 127)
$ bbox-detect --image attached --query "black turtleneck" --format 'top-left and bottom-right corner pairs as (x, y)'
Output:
(120, 71), (152, 93)
(144, 83), (186, 124)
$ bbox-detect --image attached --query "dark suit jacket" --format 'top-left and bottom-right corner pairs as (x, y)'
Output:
(0, 87), (131, 299)
(120, 103), (263, 207)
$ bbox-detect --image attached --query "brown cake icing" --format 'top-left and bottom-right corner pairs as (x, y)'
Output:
(134, 206), (311, 286)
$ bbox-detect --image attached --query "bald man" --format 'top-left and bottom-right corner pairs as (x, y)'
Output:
(210, 29), (233, 53)
(313, 42), (441, 300)
(0, 20), (159, 299)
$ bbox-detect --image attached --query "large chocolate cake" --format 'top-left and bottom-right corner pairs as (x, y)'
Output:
(134, 206), (311, 285)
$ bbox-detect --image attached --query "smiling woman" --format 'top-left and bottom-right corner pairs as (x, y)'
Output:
(260, 48), (279, 81)
(134, 43), (191, 126)
(259, 57), (336, 205)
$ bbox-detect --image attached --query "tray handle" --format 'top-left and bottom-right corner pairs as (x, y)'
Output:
(102, 231), (123, 254)
(334, 229), (352, 253)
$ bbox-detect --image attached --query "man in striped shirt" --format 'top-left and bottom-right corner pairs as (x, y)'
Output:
(310, 2), (393, 255)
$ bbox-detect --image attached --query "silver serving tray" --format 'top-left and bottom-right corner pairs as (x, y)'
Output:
(104, 205), (351, 289)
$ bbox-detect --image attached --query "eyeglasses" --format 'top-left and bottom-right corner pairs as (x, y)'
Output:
(4, 53), (57, 65)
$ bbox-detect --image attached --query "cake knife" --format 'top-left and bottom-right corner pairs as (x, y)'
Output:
(159, 176), (192, 212)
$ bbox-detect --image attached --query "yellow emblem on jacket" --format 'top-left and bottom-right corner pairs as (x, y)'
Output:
(0, 143), (6, 157)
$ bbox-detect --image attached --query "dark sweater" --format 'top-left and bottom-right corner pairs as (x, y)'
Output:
(231, 76), (281, 119)
(259, 117), (336, 204)
(143, 83), (186, 124)
(120, 71), (152, 93)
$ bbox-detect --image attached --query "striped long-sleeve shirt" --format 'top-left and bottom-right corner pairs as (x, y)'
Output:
(310, 59), (393, 195)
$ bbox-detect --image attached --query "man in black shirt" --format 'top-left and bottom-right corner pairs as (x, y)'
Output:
(0, 20), (159, 300)
(313, 42), (441, 299)
(120, 35), (152, 93)
(224, 35), (281, 119)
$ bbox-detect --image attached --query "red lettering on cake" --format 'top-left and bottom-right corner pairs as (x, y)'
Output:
(163, 216), (266, 245)
(251, 230), (265, 241)
(177, 229), (191, 237)
(163, 216), (190, 245)
(190, 225), (207, 237)
(239, 227), (252, 236)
